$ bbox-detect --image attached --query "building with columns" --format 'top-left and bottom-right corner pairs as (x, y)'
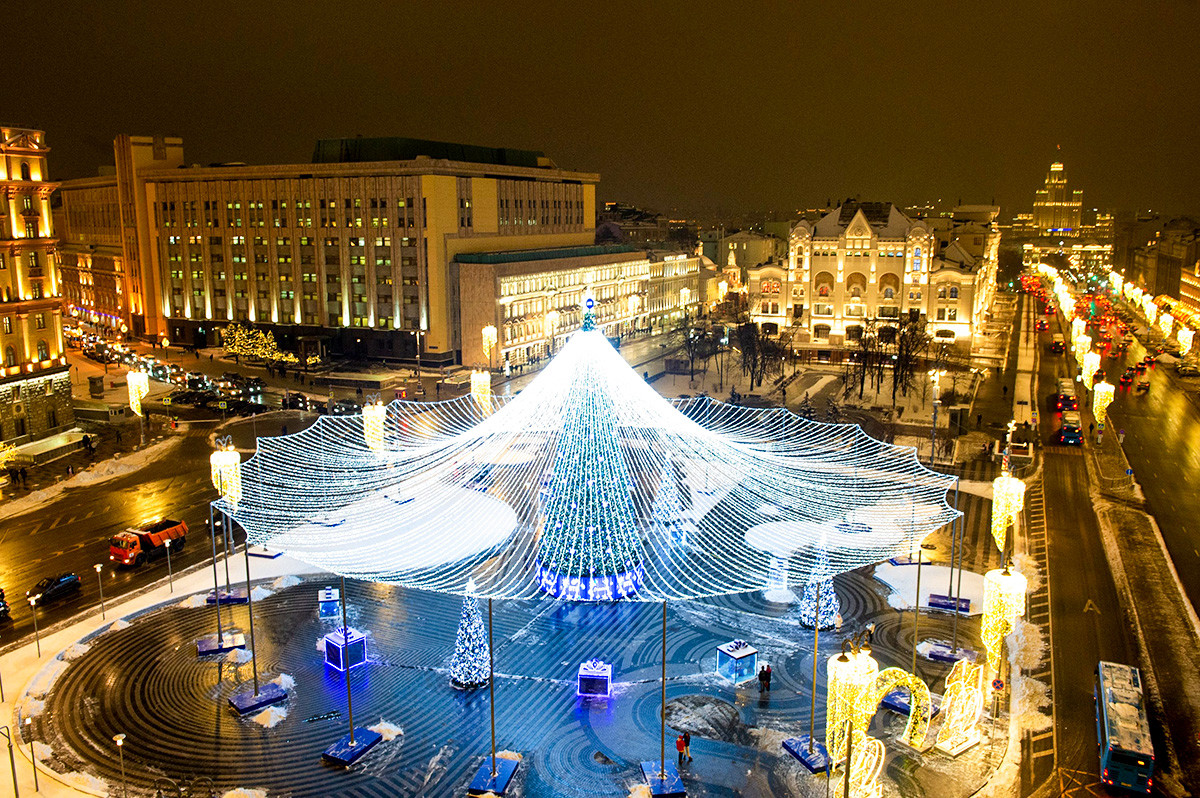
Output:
(1, 127), (72, 445)
(746, 201), (998, 354)
(57, 136), (598, 365)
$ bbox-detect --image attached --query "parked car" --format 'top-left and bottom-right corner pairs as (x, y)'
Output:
(27, 573), (82, 605)
(1176, 363), (1200, 377)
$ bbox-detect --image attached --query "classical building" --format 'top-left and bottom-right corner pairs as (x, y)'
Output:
(746, 201), (998, 354)
(56, 136), (598, 365)
(457, 244), (701, 367)
(1013, 159), (1113, 274)
(1032, 161), (1082, 236)
(0, 127), (72, 444)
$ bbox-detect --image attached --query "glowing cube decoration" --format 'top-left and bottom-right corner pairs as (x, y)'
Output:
(471, 370), (492, 411)
(210, 446), (242, 505)
(716, 640), (759, 684)
(317, 586), (341, 620)
(577, 659), (613, 698)
(362, 401), (386, 451)
(323, 627), (367, 672)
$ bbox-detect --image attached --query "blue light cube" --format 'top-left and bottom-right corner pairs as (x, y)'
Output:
(716, 639), (758, 684)
(577, 659), (613, 698)
(323, 627), (367, 672)
(318, 586), (341, 620)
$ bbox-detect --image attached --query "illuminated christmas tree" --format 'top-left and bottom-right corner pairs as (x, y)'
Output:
(448, 585), (489, 688)
(650, 457), (693, 546)
(799, 551), (840, 629)
(536, 294), (644, 600)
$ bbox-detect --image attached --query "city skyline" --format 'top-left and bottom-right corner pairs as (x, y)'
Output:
(8, 1), (1200, 219)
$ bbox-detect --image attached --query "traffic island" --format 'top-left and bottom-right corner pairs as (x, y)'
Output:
(196, 630), (245, 655)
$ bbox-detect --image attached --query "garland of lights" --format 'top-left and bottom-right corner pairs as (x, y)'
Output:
(210, 438), (242, 505)
(1179, 329), (1194, 358)
(799, 550), (840, 628)
(128, 370), (149, 417)
(981, 564), (1027, 676)
(221, 326), (959, 602)
(936, 658), (985, 751)
(1159, 312), (1174, 337)
(1073, 334), (1091, 370)
(1082, 352), (1101, 387)
(222, 322), (321, 366)
(989, 473), (1025, 553)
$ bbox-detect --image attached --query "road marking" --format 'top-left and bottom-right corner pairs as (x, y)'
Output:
(1083, 599), (1101, 615)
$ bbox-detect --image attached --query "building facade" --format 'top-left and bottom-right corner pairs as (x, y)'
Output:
(1014, 159), (1113, 274)
(1, 127), (72, 444)
(457, 245), (701, 367)
(1032, 161), (1082, 236)
(746, 202), (997, 353)
(57, 136), (598, 365)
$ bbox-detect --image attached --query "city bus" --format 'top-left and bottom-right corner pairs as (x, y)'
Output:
(1095, 661), (1155, 793)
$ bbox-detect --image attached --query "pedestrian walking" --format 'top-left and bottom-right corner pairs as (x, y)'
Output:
(764, 664), (772, 691)
(1002, 385), (1008, 397)
(1089, 422), (1096, 440)
(683, 731), (693, 762)
(1118, 429), (1126, 444)
(676, 734), (686, 765)
(757, 665), (766, 692)
(20, 467), (28, 488)
(209, 353), (214, 362)
(977, 413), (983, 428)
(115, 428), (122, 444)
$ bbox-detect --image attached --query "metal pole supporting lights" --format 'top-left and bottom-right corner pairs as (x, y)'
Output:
(113, 734), (127, 798)
(27, 597), (39, 659)
(93, 564), (106, 619)
(163, 538), (174, 593)
(0, 724), (18, 798)
(21, 717), (36, 794)
(928, 369), (945, 466)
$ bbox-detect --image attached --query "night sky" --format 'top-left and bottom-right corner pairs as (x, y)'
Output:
(10, 1), (1200, 219)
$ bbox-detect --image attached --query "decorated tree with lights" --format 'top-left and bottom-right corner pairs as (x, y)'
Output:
(650, 457), (691, 546)
(448, 585), (489, 688)
(799, 550), (840, 629)
(536, 298), (644, 598)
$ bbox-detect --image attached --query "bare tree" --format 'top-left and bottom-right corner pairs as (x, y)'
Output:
(891, 311), (932, 405)
(736, 322), (770, 389)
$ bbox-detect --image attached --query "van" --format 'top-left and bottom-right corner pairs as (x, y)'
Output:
(1055, 378), (1078, 411)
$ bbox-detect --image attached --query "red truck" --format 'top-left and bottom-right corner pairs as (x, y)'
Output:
(110, 519), (188, 567)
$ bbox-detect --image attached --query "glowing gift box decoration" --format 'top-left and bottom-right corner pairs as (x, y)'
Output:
(362, 401), (386, 451)
(323, 627), (367, 672)
(471, 370), (492, 411)
(981, 564), (1027, 675)
(716, 639), (759, 684)
(318, 586), (341, 620)
(577, 659), (613, 698)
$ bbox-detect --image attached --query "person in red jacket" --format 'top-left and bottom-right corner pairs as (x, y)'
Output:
(676, 734), (686, 765)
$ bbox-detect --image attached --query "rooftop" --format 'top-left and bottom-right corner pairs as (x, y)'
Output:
(312, 136), (550, 169)
(455, 244), (638, 265)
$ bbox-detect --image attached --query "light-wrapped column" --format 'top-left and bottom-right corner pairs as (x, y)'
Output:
(128, 370), (149, 417)
(210, 446), (242, 506)
(362, 401), (386, 452)
(982, 565), (1027, 675)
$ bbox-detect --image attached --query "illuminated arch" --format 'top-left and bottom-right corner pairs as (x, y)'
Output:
(936, 659), (985, 751)
(870, 667), (932, 749)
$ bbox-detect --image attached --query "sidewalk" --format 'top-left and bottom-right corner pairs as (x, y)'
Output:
(2, 544), (319, 797)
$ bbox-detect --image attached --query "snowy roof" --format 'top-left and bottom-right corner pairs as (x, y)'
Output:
(936, 241), (977, 270)
(812, 202), (918, 239)
(227, 330), (958, 601)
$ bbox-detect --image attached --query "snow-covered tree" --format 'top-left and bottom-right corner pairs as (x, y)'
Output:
(799, 551), (840, 629)
(824, 398), (842, 424)
(796, 394), (816, 421)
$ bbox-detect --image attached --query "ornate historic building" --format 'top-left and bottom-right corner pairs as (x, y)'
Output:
(0, 127), (72, 444)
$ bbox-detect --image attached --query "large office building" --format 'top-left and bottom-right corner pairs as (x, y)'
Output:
(1012, 158), (1113, 274)
(0, 127), (72, 444)
(57, 136), (599, 365)
(746, 202), (999, 354)
(457, 244), (701, 367)
(1032, 161), (1083, 236)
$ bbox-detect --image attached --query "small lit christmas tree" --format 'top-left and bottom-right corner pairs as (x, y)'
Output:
(448, 582), (489, 689)
(799, 551), (840, 629)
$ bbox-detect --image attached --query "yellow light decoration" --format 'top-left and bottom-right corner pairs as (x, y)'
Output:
(127, 370), (150, 417)
(481, 325), (498, 360)
(1082, 351), (1101, 386)
(210, 445), (242, 506)
(1073, 334), (1091, 369)
(362, 401), (386, 452)
(1092, 381), (1115, 426)
(981, 565), (1027, 675)
(1144, 299), (1157, 324)
(1108, 272), (1121, 292)
(847, 732), (885, 798)
(935, 659), (986, 754)
(470, 369), (493, 413)
(826, 647), (932, 763)
(1071, 318), (1085, 341)
(1179, 328), (1194, 358)
(990, 473), (1025, 552)
(1159, 312), (1174, 337)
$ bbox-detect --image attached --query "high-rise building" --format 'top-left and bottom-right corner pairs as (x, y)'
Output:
(1032, 162), (1083, 236)
(57, 136), (598, 364)
(0, 127), (72, 444)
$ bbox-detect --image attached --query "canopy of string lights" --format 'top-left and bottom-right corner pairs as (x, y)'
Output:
(225, 328), (958, 602)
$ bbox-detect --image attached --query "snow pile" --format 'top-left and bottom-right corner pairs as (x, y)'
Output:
(628, 785), (653, 798)
(250, 586), (274, 601)
(271, 673), (295, 691)
(368, 720), (404, 741)
(221, 790), (268, 798)
(33, 742), (53, 761)
(20, 698), (45, 717)
(61, 642), (91, 661)
(26, 658), (70, 699)
(109, 619), (131, 631)
(272, 575), (302, 590)
(1010, 675), (1052, 733)
(874, 562), (985, 615)
(225, 648), (254, 664)
(1010, 553), (1043, 593)
(496, 750), (522, 762)
(72, 438), (183, 485)
(177, 594), (208, 609)
(1006, 619), (1047, 673)
(252, 706), (288, 728)
(64, 772), (109, 795)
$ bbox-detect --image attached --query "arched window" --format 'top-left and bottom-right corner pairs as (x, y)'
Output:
(846, 272), (867, 299)
(937, 285), (947, 299)
(4, 346), (14, 367)
(814, 271), (834, 297)
(846, 325), (864, 342)
(879, 273), (900, 301)
(949, 286), (959, 299)
(20, 162), (30, 181)
(37, 339), (49, 361)
(813, 324), (831, 341)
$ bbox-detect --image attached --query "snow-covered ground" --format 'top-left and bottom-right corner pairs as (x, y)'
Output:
(873, 562), (985, 615)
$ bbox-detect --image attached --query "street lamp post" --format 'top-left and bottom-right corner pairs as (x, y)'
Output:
(93, 564), (105, 619)
(113, 734), (126, 798)
(415, 329), (425, 396)
(0, 724), (18, 798)
(164, 538), (174, 593)
(27, 598), (39, 659)
(161, 338), (170, 362)
(928, 369), (945, 466)
(23, 718), (36, 793)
